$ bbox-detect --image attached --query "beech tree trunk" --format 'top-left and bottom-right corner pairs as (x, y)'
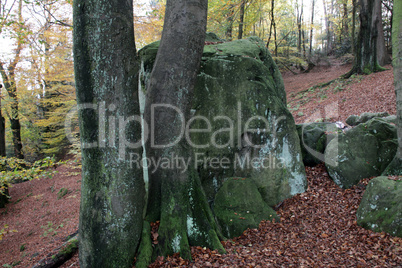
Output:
(142, 0), (225, 263)
(345, 0), (384, 77)
(383, 0), (402, 175)
(73, 0), (144, 267)
(373, 0), (391, 66)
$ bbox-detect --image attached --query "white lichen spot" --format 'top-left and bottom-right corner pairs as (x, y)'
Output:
(213, 177), (219, 191)
(172, 234), (182, 253)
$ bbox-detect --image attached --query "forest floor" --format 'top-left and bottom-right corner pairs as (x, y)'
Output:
(0, 59), (401, 267)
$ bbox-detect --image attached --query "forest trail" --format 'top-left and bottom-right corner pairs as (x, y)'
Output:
(283, 59), (396, 124)
(0, 61), (400, 267)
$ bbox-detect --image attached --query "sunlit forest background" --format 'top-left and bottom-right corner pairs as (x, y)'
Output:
(0, 0), (394, 161)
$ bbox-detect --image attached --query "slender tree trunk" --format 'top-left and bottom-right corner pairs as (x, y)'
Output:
(143, 0), (225, 262)
(383, 0), (402, 175)
(226, 4), (235, 41)
(374, 0), (391, 65)
(73, 0), (145, 266)
(0, 86), (5, 156)
(309, 0), (315, 56)
(266, 0), (275, 48)
(297, 0), (303, 56)
(343, 0), (349, 42)
(352, 0), (357, 54)
(273, 16), (278, 56)
(238, 0), (245, 39)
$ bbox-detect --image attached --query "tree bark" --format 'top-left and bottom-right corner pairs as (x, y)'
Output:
(383, 0), (402, 175)
(73, 0), (145, 266)
(142, 0), (225, 262)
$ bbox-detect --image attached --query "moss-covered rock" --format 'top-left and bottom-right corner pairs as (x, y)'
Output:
(356, 176), (402, 237)
(296, 122), (340, 166)
(213, 177), (279, 238)
(345, 112), (390, 126)
(139, 36), (307, 207)
(325, 118), (397, 188)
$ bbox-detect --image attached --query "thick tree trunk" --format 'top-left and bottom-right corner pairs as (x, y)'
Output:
(373, 0), (391, 66)
(383, 0), (402, 175)
(142, 0), (225, 263)
(73, 0), (144, 267)
(345, 0), (384, 78)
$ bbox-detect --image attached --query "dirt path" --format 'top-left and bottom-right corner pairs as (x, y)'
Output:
(284, 62), (396, 124)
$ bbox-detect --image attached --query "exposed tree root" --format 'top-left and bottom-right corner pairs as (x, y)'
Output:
(31, 233), (78, 268)
(136, 171), (226, 267)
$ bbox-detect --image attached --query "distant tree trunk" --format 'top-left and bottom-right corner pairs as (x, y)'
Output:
(309, 0), (315, 56)
(374, 0), (391, 65)
(297, 0), (303, 56)
(0, 86), (5, 156)
(238, 0), (245, 39)
(323, 0), (331, 54)
(345, 0), (384, 77)
(143, 0), (225, 262)
(352, 0), (357, 54)
(342, 0), (349, 42)
(383, 0), (402, 175)
(73, 0), (145, 266)
(226, 4), (235, 41)
(267, 0), (273, 46)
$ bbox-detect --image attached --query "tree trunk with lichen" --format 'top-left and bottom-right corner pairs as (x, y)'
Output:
(382, 0), (402, 175)
(73, 0), (144, 267)
(138, 0), (225, 265)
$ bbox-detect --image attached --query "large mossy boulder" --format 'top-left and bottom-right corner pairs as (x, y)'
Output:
(296, 122), (340, 166)
(213, 177), (279, 238)
(356, 176), (402, 237)
(139, 35), (307, 207)
(325, 119), (397, 189)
